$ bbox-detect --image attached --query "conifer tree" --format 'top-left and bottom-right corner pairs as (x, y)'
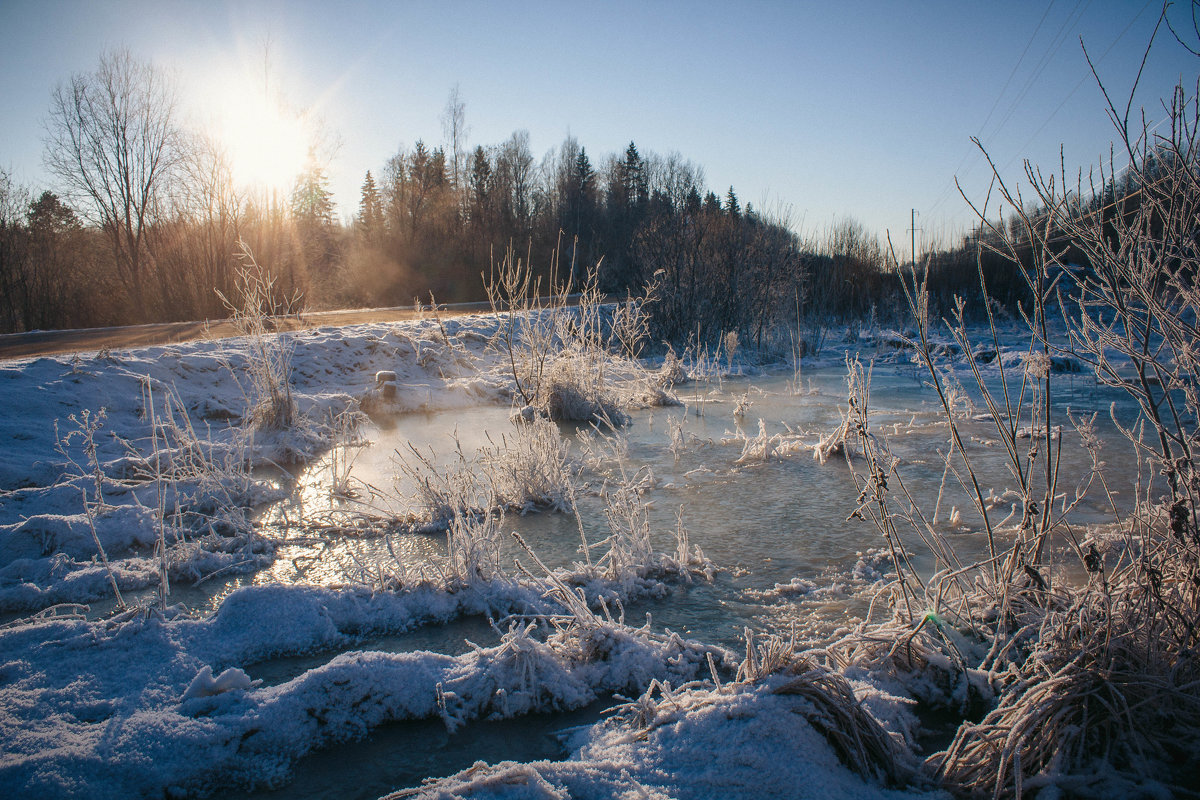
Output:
(569, 147), (595, 232)
(290, 156), (336, 287)
(615, 141), (648, 208)
(725, 186), (740, 217)
(468, 146), (492, 225)
(291, 160), (334, 228)
(356, 171), (384, 243)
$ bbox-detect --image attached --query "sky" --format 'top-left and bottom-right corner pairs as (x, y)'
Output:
(1, 0), (1195, 257)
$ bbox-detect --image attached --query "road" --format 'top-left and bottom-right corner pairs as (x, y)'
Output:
(0, 301), (496, 361)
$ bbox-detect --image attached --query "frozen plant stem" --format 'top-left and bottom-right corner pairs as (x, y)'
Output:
(141, 379), (171, 611)
(215, 241), (301, 430)
(54, 410), (125, 610)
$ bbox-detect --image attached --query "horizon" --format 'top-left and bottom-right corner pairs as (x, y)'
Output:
(1, 0), (1194, 255)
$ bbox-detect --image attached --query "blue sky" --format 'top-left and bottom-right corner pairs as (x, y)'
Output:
(1, 0), (1193, 255)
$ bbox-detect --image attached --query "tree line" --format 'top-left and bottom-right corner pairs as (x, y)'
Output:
(4, 48), (1093, 348)
(0, 50), (821, 348)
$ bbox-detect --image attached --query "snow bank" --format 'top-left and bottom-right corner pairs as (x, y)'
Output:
(408, 681), (947, 800)
(0, 579), (724, 798)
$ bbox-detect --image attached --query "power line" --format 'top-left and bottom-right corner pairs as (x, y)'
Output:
(928, 0), (1159, 229)
(943, 0), (1093, 217)
(927, 1), (1074, 220)
(988, 0), (1092, 144)
(978, 0), (1060, 139)
(1000, 0), (1159, 176)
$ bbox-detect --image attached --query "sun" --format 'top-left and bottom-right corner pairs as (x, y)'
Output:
(219, 86), (311, 194)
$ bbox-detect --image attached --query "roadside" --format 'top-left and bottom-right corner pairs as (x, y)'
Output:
(0, 301), (495, 360)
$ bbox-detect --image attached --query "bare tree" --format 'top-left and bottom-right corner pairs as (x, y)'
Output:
(440, 84), (468, 196)
(155, 132), (245, 318)
(44, 49), (182, 316)
(0, 169), (30, 332)
(495, 130), (535, 234)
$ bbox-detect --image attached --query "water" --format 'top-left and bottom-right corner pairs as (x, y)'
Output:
(261, 364), (1132, 609)
(216, 361), (1140, 797)
(223, 698), (613, 800)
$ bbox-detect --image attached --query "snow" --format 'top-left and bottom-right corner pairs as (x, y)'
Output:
(0, 313), (1051, 798)
(409, 682), (946, 800)
(0, 580), (727, 798)
(180, 665), (261, 700)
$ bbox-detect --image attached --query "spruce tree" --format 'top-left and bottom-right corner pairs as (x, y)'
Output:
(621, 141), (648, 207)
(725, 186), (740, 217)
(356, 171), (384, 243)
(290, 158), (336, 284)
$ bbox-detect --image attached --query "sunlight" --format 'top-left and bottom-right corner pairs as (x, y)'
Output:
(219, 85), (310, 194)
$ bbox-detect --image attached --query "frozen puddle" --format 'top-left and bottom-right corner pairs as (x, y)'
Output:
(199, 370), (945, 795)
(251, 372), (924, 639)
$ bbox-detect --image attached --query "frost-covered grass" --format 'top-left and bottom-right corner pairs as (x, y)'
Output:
(484, 246), (677, 424)
(0, 294), (1171, 799)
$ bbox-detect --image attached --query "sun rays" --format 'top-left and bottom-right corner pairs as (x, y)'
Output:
(218, 82), (311, 194)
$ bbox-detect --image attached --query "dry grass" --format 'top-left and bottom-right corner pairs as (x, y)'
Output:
(833, 20), (1200, 797)
(484, 243), (668, 424)
(773, 659), (908, 787)
(215, 242), (302, 431)
(730, 628), (910, 786)
(933, 581), (1200, 797)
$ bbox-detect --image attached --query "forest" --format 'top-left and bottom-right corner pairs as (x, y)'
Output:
(0, 49), (1113, 348)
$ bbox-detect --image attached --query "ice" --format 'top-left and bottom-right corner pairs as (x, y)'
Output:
(0, 312), (1076, 798)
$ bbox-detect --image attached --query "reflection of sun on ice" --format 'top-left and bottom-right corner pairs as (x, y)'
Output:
(220, 87), (310, 193)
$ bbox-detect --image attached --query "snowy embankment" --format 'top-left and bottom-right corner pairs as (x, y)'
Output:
(0, 317), (509, 612)
(0, 582), (727, 798)
(0, 312), (970, 799)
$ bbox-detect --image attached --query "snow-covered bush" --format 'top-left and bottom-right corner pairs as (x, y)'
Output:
(485, 245), (670, 423)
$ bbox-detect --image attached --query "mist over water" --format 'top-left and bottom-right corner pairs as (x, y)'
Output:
(228, 361), (1135, 649)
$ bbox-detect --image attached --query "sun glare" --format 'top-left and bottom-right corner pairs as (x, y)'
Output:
(220, 87), (311, 194)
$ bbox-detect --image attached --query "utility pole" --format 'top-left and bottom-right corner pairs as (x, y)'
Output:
(908, 208), (923, 274)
